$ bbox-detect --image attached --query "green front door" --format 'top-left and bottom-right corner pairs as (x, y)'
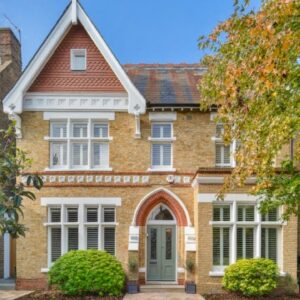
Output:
(147, 225), (176, 281)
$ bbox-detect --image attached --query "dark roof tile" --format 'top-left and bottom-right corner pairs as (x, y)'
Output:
(123, 63), (206, 106)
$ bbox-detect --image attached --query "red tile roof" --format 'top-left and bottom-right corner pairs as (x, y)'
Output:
(123, 64), (205, 106)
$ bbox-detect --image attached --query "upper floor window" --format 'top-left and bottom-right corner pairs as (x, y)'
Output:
(70, 49), (87, 71)
(214, 123), (232, 167)
(150, 123), (174, 170)
(49, 120), (110, 170)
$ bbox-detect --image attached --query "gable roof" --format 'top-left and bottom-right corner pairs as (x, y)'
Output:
(3, 1), (146, 115)
(124, 64), (206, 106)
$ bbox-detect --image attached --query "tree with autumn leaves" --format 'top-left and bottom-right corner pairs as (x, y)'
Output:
(199, 0), (300, 219)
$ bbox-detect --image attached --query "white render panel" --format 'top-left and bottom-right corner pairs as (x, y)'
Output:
(24, 94), (128, 112)
(43, 111), (115, 120)
(149, 112), (177, 121)
(198, 193), (260, 203)
(41, 197), (121, 206)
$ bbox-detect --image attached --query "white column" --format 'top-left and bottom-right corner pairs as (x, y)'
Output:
(61, 205), (67, 254)
(3, 233), (10, 279)
(134, 114), (141, 139)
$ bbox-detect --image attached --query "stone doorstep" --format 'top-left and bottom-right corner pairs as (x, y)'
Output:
(0, 291), (33, 300)
(140, 285), (185, 293)
(124, 292), (205, 300)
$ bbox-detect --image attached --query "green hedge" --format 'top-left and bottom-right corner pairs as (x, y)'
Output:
(49, 250), (125, 296)
(223, 258), (279, 297)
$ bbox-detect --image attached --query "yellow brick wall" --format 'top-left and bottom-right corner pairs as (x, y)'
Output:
(18, 111), (216, 172)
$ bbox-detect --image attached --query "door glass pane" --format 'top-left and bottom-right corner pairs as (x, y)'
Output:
(165, 228), (172, 260)
(150, 228), (157, 260)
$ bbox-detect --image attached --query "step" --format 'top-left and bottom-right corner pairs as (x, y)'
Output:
(140, 284), (184, 293)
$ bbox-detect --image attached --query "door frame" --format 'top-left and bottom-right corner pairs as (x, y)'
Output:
(145, 204), (178, 284)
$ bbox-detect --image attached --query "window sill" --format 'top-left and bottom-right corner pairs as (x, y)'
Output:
(147, 168), (176, 172)
(211, 136), (223, 142)
(209, 271), (224, 277)
(148, 137), (176, 142)
(44, 136), (113, 141)
(41, 268), (49, 273)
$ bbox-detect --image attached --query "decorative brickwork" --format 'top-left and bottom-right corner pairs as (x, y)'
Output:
(28, 24), (125, 93)
(135, 190), (188, 226)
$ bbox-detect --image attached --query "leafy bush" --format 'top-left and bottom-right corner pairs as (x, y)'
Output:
(49, 250), (125, 296)
(223, 258), (279, 297)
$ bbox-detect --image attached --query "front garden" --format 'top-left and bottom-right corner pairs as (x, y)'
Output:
(17, 253), (300, 299)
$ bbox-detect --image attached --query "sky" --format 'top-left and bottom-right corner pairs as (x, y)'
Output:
(0, 0), (261, 69)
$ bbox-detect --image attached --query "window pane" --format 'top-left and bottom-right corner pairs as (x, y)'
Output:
(216, 144), (231, 166)
(87, 227), (98, 250)
(237, 206), (254, 221)
(165, 228), (172, 260)
(51, 143), (67, 167)
(213, 206), (230, 221)
(68, 227), (78, 251)
(104, 227), (115, 255)
(103, 208), (115, 223)
(72, 123), (88, 138)
(150, 228), (157, 260)
(50, 208), (61, 223)
(213, 227), (230, 266)
(162, 144), (171, 166)
(51, 123), (67, 138)
(237, 227), (254, 259)
(93, 124), (108, 138)
(51, 228), (61, 262)
(223, 145), (231, 164)
(72, 143), (88, 166)
(216, 124), (224, 137)
(262, 208), (278, 222)
(152, 144), (161, 166)
(223, 228), (230, 265)
(261, 228), (277, 262)
(86, 208), (98, 222)
(72, 50), (86, 70)
(152, 124), (172, 138)
(67, 208), (78, 222)
(213, 227), (220, 265)
(93, 143), (109, 168)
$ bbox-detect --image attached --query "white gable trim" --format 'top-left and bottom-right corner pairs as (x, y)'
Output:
(3, 2), (146, 115)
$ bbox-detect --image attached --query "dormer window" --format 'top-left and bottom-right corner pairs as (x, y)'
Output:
(70, 49), (87, 71)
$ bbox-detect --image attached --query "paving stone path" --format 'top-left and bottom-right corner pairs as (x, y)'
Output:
(0, 290), (32, 300)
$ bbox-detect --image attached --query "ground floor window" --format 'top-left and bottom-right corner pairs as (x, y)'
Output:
(47, 204), (116, 266)
(211, 203), (281, 272)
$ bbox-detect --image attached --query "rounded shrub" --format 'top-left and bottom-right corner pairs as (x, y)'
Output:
(49, 250), (125, 296)
(223, 258), (279, 297)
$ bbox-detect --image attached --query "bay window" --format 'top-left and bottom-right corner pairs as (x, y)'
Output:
(47, 204), (116, 266)
(211, 202), (282, 273)
(48, 119), (111, 170)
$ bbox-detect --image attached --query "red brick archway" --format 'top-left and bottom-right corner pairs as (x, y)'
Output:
(135, 190), (188, 226)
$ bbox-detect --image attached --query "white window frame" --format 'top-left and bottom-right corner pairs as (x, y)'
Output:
(210, 201), (283, 274)
(45, 204), (117, 267)
(212, 123), (236, 167)
(46, 118), (112, 171)
(148, 122), (176, 171)
(70, 49), (87, 71)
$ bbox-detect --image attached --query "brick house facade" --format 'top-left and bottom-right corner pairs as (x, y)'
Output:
(2, 1), (298, 293)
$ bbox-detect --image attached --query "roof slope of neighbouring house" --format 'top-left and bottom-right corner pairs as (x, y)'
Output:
(123, 64), (206, 106)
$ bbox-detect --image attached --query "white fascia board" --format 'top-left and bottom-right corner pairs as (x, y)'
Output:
(43, 111), (115, 120)
(41, 197), (121, 206)
(3, 2), (146, 115)
(198, 193), (260, 203)
(3, 6), (73, 114)
(77, 5), (146, 115)
(149, 112), (177, 122)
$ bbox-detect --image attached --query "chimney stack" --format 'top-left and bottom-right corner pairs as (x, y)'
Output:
(0, 28), (21, 129)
